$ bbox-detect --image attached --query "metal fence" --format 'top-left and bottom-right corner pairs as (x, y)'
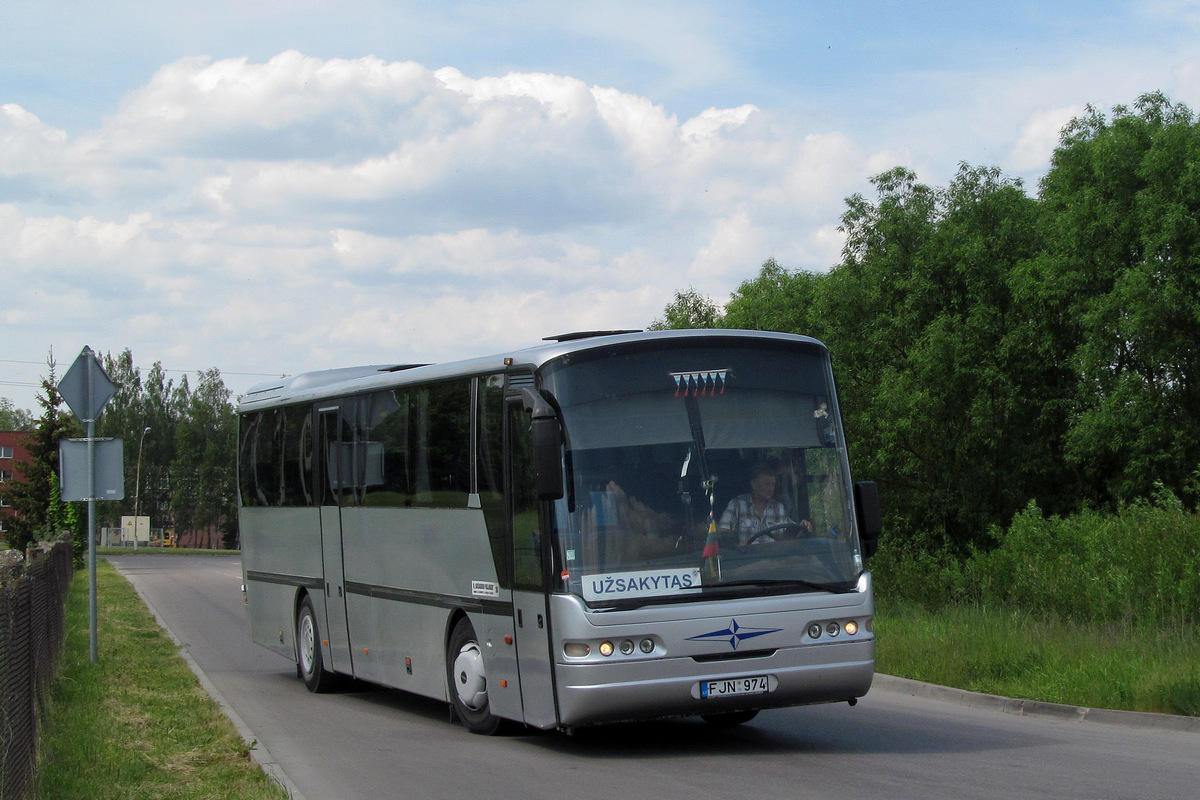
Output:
(0, 541), (72, 800)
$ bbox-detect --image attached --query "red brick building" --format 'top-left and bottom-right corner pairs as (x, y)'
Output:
(0, 431), (32, 542)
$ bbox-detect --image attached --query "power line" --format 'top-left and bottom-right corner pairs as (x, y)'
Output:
(1, 359), (279, 379)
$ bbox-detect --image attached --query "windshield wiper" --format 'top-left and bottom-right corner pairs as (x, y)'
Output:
(707, 577), (858, 594)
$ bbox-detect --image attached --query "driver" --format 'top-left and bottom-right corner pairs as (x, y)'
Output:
(717, 460), (812, 545)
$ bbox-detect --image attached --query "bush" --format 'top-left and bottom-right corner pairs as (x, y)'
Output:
(875, 490), (1200, 627)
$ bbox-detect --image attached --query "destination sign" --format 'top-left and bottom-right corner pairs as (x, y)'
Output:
(582, 567), (703, 602)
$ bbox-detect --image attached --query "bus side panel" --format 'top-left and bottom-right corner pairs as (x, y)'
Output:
(339, 508), (514, 705)
(240, 506), (325, 660)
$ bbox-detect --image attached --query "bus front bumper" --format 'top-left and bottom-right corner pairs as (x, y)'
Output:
(553, 638), (874, 728)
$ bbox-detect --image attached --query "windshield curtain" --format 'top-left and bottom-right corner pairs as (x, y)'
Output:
(540, 339), (863, 607)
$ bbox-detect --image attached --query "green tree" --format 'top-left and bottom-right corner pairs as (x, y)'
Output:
(171, 368), (238, 548)
(47, 471), (85, 564)
(0, 398), (35, 431)
(689, 167), (1052, 552)
(863, 164), (1053, 549)
(6, 357), (83, 553)
(650, 93), (1200, 551)
(648, 287), (723, 330)
(98, 349), (145, 531)
(143, 362), (187, 536)
(722, 258), (824, 335)
(1036, 91), (1200, 506)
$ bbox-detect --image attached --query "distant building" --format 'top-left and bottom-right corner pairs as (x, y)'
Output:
(0, 431), (32, 542)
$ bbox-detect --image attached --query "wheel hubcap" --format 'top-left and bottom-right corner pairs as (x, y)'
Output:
(452, 641), (487, 711)
(299, 614), (315, 675)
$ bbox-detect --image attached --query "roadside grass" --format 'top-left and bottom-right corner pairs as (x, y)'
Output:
(30, 549), (1195, 799)
(35, 559), (289, 800)
(875, 600), (1200, 717)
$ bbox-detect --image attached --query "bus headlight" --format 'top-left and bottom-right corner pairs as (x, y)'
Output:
(620, 639), (635, 655)
(807, 623), (823, 639)
(564, 642), (590, 658)
(598, 641), (615, 657)
(844, 620), (859, 636)
(639, 638), (655, 654)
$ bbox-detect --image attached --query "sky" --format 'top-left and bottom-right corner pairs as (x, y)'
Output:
(3, 0), (1200, 414)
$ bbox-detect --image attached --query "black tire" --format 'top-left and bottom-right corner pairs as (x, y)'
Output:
(297, 595), (338, 693)
(701, 709), (759, 726)
(446, 617), (504, 734)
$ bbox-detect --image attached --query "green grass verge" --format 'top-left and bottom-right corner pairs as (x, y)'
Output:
(35, 560), (289, 800)
(876, 601), (1200, 717)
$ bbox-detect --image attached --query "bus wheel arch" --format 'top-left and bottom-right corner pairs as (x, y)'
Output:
(445, 614), (504, 734)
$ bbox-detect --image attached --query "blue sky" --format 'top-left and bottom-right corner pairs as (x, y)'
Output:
(3, 1), (1199, 413)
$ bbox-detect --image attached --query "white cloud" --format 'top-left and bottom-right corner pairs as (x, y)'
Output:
(9, 28), (1196, 412)
(1008, 105), (1085, 173)
(0, 51), (903, 410)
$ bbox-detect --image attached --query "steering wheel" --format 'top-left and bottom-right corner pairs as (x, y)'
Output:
(745, 522), (810, 545)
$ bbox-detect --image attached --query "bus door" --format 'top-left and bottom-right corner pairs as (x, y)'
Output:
(317, 404), (353, 675)
(508, 400), (558, 728)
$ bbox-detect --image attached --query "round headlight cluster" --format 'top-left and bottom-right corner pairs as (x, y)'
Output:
(807, 618), (870, 640)
(564, 637), (657, 659)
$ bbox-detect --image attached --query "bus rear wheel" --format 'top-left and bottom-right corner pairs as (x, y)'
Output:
(297, 595), (338, 693)
(446, 618), (504, 734)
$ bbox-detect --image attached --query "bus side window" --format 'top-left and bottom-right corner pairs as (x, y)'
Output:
(412, 380), (471, 508)
(362, 389), (411, 507)
(282, 405), (311, 506)
(509, 402), (542, 590)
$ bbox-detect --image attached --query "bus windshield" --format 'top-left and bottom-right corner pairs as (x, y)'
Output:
(541, 340), (863, 608)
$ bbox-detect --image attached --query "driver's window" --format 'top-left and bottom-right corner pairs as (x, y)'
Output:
(509, 402), (542, 590)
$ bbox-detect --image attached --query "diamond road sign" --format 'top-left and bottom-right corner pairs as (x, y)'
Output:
(59, 346), (116, 422)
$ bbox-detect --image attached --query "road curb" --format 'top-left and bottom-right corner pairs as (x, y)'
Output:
(110, 560), (310, 800)
(872, 673), (1200, 733)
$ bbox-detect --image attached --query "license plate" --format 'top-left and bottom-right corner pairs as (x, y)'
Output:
(700, 674), (770, 699)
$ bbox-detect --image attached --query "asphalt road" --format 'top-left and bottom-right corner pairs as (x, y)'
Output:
(108, 555), (1200, 800)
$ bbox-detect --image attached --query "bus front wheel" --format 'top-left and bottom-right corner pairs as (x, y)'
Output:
(446, 617), (503, 734)
(297, 595), (338, 693)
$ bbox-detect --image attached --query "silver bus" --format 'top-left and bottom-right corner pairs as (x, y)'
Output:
(237, 329), (881, 733)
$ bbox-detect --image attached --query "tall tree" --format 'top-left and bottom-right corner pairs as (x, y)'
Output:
(141, 362), (185, 535)
(648, 287), (723, 330)
(171, 368), (238, 548)
(6, 357), (82, 553)
(1037, 92), (1200, 506)
(722, 258), (824, 335)
(0, 398), (35, 431)
(98, 349), (144, 530)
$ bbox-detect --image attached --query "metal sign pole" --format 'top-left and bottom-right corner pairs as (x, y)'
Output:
(87, 413), (98, 663)
(60, 345), (118, 664)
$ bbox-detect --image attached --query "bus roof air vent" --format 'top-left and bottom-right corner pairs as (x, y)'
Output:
(544, 330), (642, 342)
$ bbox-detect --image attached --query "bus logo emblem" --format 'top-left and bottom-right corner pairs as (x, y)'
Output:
(686, 618), (781, 650)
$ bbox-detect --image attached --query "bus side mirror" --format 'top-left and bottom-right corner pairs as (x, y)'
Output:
(854, 481), (881, 559)
(531, 415), (564, 501)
